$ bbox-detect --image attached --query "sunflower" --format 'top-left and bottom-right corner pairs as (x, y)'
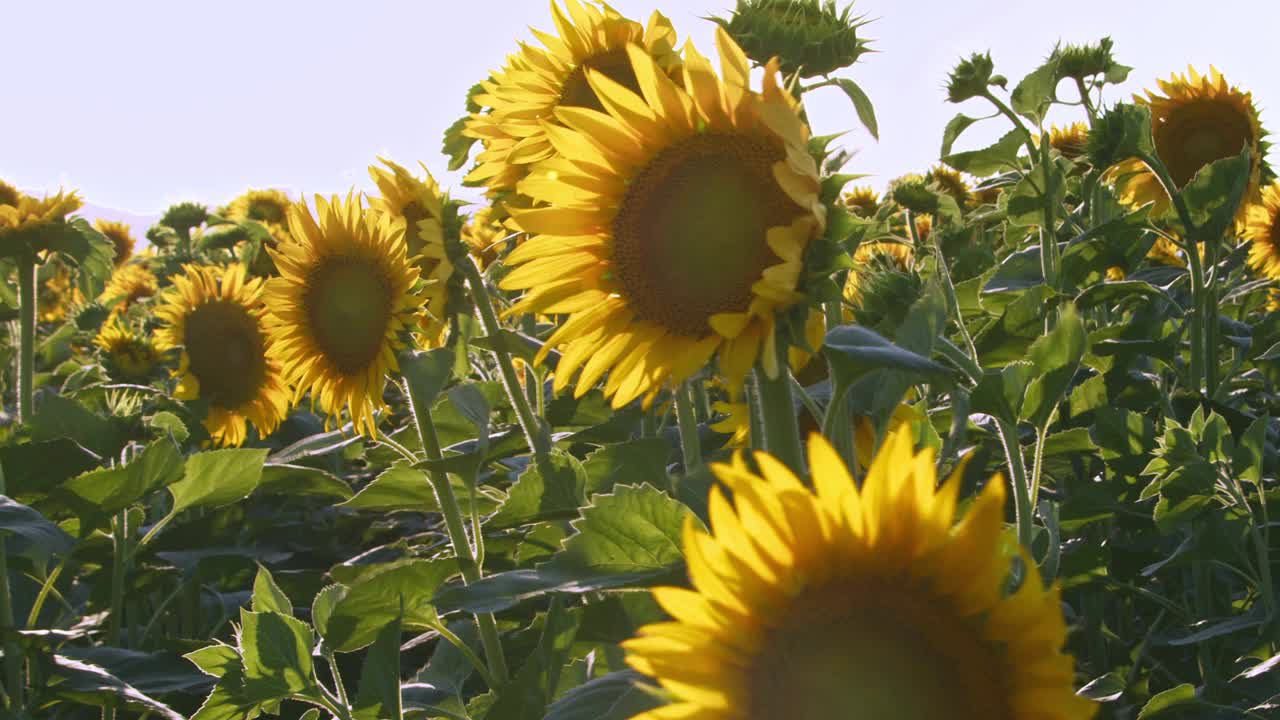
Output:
(502, 29), (824, 408)
(264, 193), (424, 438)
(844, 241), (915, 310)
(1048, 122), (1090, 160)
(94, 219), (136, 266)
(461, 205), (509, 271)
(927, 165), (971, 207)
(0, 186), (82, 254)
(1269, 289), (1280, 312)
(463, 0), (680, 196)
(1112, 66), (1269, 217)
(842, 185), (879, 218)
(99, 262), (160, 317)
(223, 189), (294, 244)
(37, 260), (84, 323)
(367, 158), (453, 341)
(154, 264), (289, 446)
(1244, 181), (1280, 281)
(624, 427), (1095, 720)
(95, 321), (161, 381)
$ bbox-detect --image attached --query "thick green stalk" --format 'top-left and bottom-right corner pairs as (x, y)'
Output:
(16, 256), (36, 424)
(911, 210), (978, 363)
(107, 510), (129, 647)
(674, 381), (702, 469)
(403, 379), (509, 687)
(996, 417), (1034, 549)
(1037, 136), (1059, 294)
(0, 463), (22, 710)
(754, 343), (805, 474)
(460, 257), (551, 465)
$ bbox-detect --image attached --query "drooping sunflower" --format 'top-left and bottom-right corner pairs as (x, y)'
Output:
(99, 262), (160, 317)
(463, 0), (680, 196)
(1048, 121), (1090, 160)
(95, 321), (162, 381)
(264, 194), (424, 438)
(502, 29), (825, 408)
(1244, 181), (1280, 281)
(154, 264), (290, 447)
(1112, 66), (1270, 217)
(223, 189), (294, 244)
(367, 158), (453, 341)
(841, 185), (879, 218)
(94, 219), (136, 266)
(624, 427), (1096, 720)
(843, 240), (914, 309)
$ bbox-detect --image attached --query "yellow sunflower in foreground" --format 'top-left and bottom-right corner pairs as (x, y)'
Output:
(624, 428), (1095, 720)
(464, 0), (680, 196)
(503, 29), (825, 408)
(94, 219), (136, 266)
(0, 186), (82, 251)
(95, 321), (161, 381)
(367, 158), (453, 341)
(265, 194), (424, 438)
(1112, 66), (1268, 217)
(842, 185), (880, 218)
(155, 264), (290, 447)
(99, 262), (160, 317)
(1244, 181), (1280, 281)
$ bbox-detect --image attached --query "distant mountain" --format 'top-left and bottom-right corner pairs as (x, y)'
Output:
(75, 202), (161, 233)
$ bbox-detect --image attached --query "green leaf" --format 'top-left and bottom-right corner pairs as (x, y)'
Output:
(1004, 160), (1067, 227)
(185, 644), (241, 678)
(1089, 103), (1154, 168)
(1137, 683), (1197, 718)
(0, 438), (99, 496)
(168, 448), (268, 515)
(489, 450), (588, 529)
(238, 609), (316, 700)
(1011, 58), (1060, 122)
(323, 559), (457, 652)
(942, 129), (1024, 176)
(187, 660), (261, 720)
(1233, 415), (1268, 485)
(30, 393), (121, 457)
(1040, 428), (1097, 456)
(544, 671), (662, 720)
(50, 654), (184, 720)
(0, 495), (74, 562)
(58, 439), (184, 523)
(822, 325), (951, 383)
(400, 347), (457, 410)
(251, 565), (292, 616)
(1022, 304), (1088, 427)
(969, 362), (1035, 422)
(340, 462), (438, 512)
(974, 285), (1053, 366)
(147, 411), (190, 443)
(1167, 145), (1252, 241)
(353, 614), (403, 720)
(833, 78), (878, 140)
(311, 584), (348, 641)
(581, 439), (671, 496)
(257, 463), (353, 500)
(940, 113), (983, 158)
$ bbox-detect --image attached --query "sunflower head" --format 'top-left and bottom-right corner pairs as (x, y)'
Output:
(1244, 181), (1280, 281)
(99, 262), (160, 317)
(462, 1), (681, 196)
(94, 219), (136, 266)
(1268, 288), (1280, 312)
(0, 188), (83, 254)
(265, 193), (425, 438)
(501, 28), (825, 407)
(1113, 67), (1270, 217)
(95, 321), (162, 381)
(624, 427), (1094, 720)
(0, 179), (19, 207)
(1056, 36), (1127, 83)
(160, 202), (209, 235)
(1048, 122), (1090, 160)
(154, 264), (290, 447)
(709, 0), (873, 79)
(946, 51), (1003, 103)
(888, 174), (939, 215)
(460, 205), (508, 271)
(367, 158), (454, 340)
(841, 185), (880, 218)
(37, 260), (85, 323)
(223, 189), (293, 245)
(844, 241), (919, 333)
(926, 165), (971, 207)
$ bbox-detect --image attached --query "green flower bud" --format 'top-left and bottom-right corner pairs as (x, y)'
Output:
(946, 52), (1002, 103)
(159, 201), (208, 235)
(709, 0), (872, 79)
(888, 174), (940, 215)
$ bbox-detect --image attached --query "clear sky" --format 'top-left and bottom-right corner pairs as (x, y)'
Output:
(2, 0), (1276, 217)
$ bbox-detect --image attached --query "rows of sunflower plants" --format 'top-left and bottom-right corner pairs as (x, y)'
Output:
(1, 0), (1278, 718)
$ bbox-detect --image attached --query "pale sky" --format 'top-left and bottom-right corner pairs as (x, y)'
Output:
(2, 0), (1276, 218)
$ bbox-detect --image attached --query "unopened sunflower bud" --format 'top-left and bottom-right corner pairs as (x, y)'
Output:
(709, 0), (872, 79)
(159, 201), (208, 235)
(888, 174), (940, 215)
(946, 52), (1002, 103)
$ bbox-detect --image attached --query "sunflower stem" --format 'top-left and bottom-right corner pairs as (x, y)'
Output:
(16, 255), (36, 425)
(0, 462), (23, 711)
(910, 210), (978, 364)
(403, 378), (509, 688)
(674, 381), (702, 470)
(460, 257), (552, 467)
(754, 342), (806, 475)
(996, 416), (1034, 549)
(107, 509), (129, 648)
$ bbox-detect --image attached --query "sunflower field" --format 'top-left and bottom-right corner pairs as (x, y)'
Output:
(2, 1), (1280, 718)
